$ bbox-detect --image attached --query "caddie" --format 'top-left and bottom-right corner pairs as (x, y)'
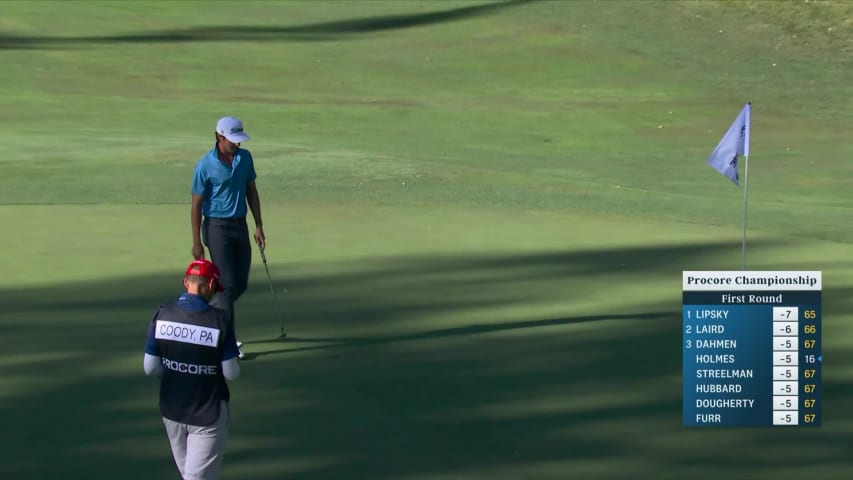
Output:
(144, 259), (241, 480)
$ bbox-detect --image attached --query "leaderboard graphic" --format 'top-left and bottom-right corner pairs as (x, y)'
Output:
(683, 271), (822, 427)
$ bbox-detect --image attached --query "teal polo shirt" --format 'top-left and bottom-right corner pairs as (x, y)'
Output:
(191, 146), (257, 218)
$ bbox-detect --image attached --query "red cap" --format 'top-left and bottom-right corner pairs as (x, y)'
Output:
(185, 259), (224, 292)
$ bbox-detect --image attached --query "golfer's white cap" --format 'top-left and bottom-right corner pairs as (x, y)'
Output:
(216, 116), (250, 143)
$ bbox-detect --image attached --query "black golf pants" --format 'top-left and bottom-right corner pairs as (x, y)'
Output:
(203, 217), (251, 320)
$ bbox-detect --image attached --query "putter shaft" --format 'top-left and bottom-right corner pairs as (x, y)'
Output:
(260, 246), (287, 337)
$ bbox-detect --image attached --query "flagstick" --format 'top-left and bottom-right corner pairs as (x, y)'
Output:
(741, 154), (750, 270)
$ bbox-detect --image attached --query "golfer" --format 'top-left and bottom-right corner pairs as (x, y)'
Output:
(190, 115), (266, 356)
(144, 259), (241, 480)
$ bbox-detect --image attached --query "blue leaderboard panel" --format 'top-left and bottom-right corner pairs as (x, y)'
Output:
(683, 271), (822, 427)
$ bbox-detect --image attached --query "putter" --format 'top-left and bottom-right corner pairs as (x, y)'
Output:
(259, 245), (287, 337)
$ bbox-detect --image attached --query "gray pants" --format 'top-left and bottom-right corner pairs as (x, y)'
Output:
(203, 217), (251, 320)
(163, 401), (229, 480)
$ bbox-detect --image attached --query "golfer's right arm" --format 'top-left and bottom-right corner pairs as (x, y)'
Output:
(191, 194), (204, 259)
(190, 163), (208, 259)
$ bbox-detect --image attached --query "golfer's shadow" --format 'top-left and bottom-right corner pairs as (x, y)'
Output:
(240, 311), (673, 360)
(242, 335), (325, 345)
(239, 335), (317, 361)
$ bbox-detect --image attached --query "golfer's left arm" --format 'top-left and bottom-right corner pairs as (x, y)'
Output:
(246, 180), (265, 249)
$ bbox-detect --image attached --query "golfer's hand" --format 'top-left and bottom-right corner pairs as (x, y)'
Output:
(254, 225), (266, 250)
(192, 243), (205, 260)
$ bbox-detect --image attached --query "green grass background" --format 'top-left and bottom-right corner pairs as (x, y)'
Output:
(1, 1), (852, 478)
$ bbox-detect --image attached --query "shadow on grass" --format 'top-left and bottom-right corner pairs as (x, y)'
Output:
(0, 0), (534, 50)
(242, 310), (670, 359)
(2, 238), (852, 479)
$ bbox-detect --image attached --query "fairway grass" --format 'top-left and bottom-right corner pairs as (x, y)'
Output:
(3, 203), (853, 478)
(2, 1), (852, 479)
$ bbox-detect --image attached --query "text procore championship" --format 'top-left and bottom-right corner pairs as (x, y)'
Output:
(686, 275), (817, 287)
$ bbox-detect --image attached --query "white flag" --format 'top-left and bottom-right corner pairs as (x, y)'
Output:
(707, 103), (750, 186)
